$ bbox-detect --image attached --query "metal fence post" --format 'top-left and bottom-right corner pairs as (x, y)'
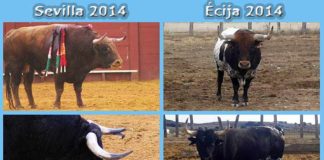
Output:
(277, 22), (281, 32)
(219, 22), (224, 32)
(189, 115), (194, 129)
(260, 115), (264, 125)
(274, 115), (278, 125)
(315, 115), (319, 139)
(302, 22), (307, 34)
(300, 115), (304, 138)
(175, 115), (179, 137)
(164, 115), (167, 138)
(248, 22), (252, 30)
(189, 22), (194, 36)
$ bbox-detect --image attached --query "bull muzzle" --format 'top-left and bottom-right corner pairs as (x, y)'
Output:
(111, 59), (123, 69)
(238, 61), (251, 69)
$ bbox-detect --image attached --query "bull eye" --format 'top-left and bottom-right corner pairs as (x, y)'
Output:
(101, 47), (108, 52)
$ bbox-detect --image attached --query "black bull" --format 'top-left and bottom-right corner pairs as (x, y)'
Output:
(214, 27), (273, 107)
(4, 24), (125, 109)
(4, 115), (132, 160)
(186, 122), (285, 160)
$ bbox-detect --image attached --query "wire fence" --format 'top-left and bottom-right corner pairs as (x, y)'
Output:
(164, 22), (320, 34)
(165, 115), (320, 141)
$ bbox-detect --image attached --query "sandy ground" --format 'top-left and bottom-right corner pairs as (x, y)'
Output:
(3, 80), (159, 111)
(164, 33), (319, 111)
(164, 139), (319, 160)
(83, 115), (160, 160)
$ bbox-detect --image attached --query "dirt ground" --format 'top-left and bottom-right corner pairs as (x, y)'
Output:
(164, 32), (319, 110)
(164, 139), (319, 160)
(3, 80), (159, 111)
(83, 115), (160, 160)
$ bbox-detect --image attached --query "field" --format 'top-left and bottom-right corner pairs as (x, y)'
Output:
(3, 80), (159, 111)
(164, 32), (319, 110)
(164, 138), (319, 160)
(83, 115), (160, 160)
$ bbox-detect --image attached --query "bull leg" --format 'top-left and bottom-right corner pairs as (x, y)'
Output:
(73, 82), (85, 107)
(216, 68), (224, 101)
(242, 78), (253, 106)
(230, 77), (240, 107)
(10, 72), (23, 109)
(23, 69), (37, 109)
(53, 80), (64, 109)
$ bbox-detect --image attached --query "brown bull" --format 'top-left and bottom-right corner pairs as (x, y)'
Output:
(4, 24), (125, 109)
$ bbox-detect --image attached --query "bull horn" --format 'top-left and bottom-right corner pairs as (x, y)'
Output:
(88, 120), (126, 139)
(93, 34), (107, 44)
(214, 130), (226, 136)
(86, 132), (133, 159)
(185, 118), (197, 136)
(107, 36), (126, 42)
(253, 26), (274, 41)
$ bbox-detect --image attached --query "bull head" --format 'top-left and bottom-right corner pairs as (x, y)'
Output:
(185, 118), (226, 138)
(92, 34), (125, 69)
(219, 26), (273, 69)
(86, 120), (132, 159)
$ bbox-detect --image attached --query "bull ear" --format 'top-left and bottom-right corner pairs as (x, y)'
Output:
(255, 41), (263, 48)
(188, 137), (197, 145)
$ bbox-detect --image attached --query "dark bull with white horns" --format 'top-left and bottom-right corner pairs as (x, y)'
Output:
(214, 26), (273, 107)
(185, 119), (285, 160)
(4, 115), (133, 160)
(4, 24), (125, 109)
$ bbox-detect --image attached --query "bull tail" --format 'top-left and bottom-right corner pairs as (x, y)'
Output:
(4, 70), (14, 109)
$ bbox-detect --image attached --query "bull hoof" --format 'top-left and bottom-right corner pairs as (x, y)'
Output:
(78, 104), (86, 108)
(217, 95), (222, 101)
(53, 103), (61, 109)
(15, 105), (24, 110)
(30, 104), (37, 109)
(231, 103), (239, 107)
(241, 102), (249, 106)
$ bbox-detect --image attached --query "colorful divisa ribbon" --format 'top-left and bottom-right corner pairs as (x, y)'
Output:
(45, 26), (68, 76)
